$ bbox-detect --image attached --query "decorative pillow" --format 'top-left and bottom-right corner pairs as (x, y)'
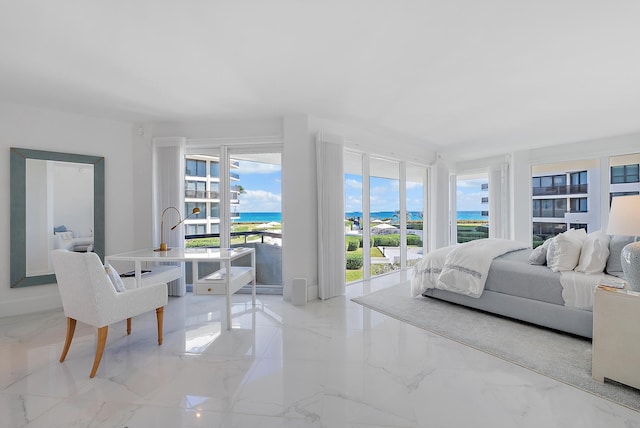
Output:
(575, 230), (610, 274)
(528, 238), (552, 265)
(55, 231), (74, 240)
(54, 225), (67, 233)
(105, 263), (126, 292)
(606, 235), (635, 277)
(546, 229), (587, 272)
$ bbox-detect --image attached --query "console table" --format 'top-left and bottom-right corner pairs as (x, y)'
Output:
(106, 247), (255, 329)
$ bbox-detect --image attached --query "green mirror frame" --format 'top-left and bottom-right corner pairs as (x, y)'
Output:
(10, 147), (105, 287)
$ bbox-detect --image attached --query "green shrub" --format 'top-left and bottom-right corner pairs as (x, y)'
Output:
(345, 235), (360, 250)
(357, 236), (374, 248)
(406, 234), (422, 246)
(346, 252), (363, 269)
(347, 240), (358, 251)
(373, 235), (400, 246)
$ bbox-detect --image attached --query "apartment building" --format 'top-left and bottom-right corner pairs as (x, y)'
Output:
(184, 155), (241, 235)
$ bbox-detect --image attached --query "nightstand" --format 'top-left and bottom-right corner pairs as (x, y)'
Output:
(592, 285), (640, 390)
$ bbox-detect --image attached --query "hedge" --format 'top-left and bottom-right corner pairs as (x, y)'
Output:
(346, 252), (363, 269)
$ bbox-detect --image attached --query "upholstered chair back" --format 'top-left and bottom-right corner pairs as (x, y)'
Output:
(51, 249), (125, 327)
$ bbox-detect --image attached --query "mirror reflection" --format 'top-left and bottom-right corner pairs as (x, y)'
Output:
(10, 147), (104, 288)
(25, 159), (94, 276)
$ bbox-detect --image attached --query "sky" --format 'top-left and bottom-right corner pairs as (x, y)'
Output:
(345, 174), (425, 213)
(235, 160), (282, 213)
(236, 164), (486, 214)
(345, 174), (487, 213)
(456, 177), (487, 211)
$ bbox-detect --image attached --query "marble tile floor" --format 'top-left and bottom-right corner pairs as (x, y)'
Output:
(1, 271), (640, 428)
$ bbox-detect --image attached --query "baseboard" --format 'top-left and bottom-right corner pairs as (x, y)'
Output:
(0, 293), (62, 317)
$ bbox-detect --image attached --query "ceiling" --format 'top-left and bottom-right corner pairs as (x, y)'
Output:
(2, 1), (640, 159)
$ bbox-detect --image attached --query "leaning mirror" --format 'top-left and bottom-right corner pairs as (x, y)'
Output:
(10, 148), (105, 287)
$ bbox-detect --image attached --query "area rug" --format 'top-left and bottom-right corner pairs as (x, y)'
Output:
(352, 282), (640, 412)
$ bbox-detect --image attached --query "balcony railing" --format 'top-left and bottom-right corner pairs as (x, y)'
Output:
(185, 190), (220, 199)
(532, 184), (588, 196)
(481, 197), (489, 203)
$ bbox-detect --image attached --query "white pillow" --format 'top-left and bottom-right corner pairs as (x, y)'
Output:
(105, 263), (126, 292)
(546, 229), (587, 272)
(56, 231), (74, 240)
(606, 235), (635, 277)
(528, 238), (552, 265)
(575, 230), (610, 274)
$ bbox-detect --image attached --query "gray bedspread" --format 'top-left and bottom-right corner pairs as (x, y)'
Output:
(485, 249), (564, 306)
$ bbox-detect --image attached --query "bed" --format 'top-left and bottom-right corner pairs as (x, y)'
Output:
(411, 236), (629, 339)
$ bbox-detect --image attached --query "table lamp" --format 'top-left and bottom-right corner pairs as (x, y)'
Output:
(606, 195), (640, 291)
(157, 207), (201, 251)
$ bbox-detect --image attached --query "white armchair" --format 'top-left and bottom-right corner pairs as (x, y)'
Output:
(51, 249), (168, 378)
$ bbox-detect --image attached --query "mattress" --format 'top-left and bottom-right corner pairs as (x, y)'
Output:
(483, 249), (565, 306)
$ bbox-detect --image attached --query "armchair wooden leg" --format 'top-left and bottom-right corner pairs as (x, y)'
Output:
(126, 318), (131, 335)
(60, 317), (76, 363)
(156, 307), (164, 346)
(90, 326), (108, 378)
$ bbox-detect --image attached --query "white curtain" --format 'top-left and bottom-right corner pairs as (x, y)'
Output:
(152, 137), (187, 296)
(488, 162), (510, 239)
(316, 134), (345, 300)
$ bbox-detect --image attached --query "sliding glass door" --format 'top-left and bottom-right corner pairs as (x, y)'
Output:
(184, 145), (283, 294)
(344, 151), (428, 283)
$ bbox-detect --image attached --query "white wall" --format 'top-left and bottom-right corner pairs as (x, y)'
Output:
(283, 115), (318, 301)
(0, 102), (135, 316)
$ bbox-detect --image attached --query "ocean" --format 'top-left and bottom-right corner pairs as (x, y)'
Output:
(346, 211), (487, 221)
(236, 210), (487, 223)
(235, 212), (282, 223)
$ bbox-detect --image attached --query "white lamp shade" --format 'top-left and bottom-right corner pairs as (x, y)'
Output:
(607, 195), (640, 237)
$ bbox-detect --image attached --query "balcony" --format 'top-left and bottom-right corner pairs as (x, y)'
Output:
(532, 184), (588, 196)
(185, 231), (283, 288)
(481, 197), (489, 204)
(185, 190), (220, 199)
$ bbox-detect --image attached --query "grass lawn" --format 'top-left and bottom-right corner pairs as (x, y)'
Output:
(345, 246), (387, 283)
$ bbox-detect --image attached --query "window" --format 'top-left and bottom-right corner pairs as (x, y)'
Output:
(456, 174), (489, 243)
(209, 202), (220, 218)
(570, 171), (587, 185)
(406, 164), (426, 269)
(569, 223), (588, 232)
(185, 180), (206, 198)
(533, 198), (566, 218)
(185, 202), (206, 219)
(210, 161), (220, 178)
(569, 171), (588, 193)
(344, 153), (427, 283)
(369, 157), (400, 277)
(186, 224), (206, 235)
(611, 164), (639, 184)
(344, 151), (363, 283)
(532, 174), (567, 195)
(184, 148), (283, 295)
(533, 222), (567, 246)
(185, 159), (206, 177)
(570, 197), (587, 212)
